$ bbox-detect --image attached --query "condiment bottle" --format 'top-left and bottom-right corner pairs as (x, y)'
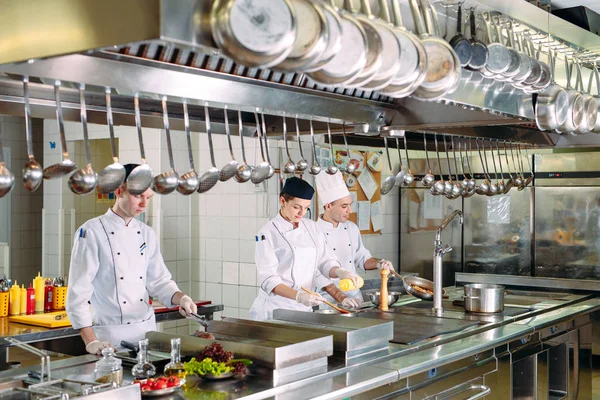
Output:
(33, 273), (45, 313)
(164, 337), (186, 378)
(26, 284), (35, 315)
(339, 276), (364, 292)
(8, 281), (20, 316)
(131, 338), (156, 380)
(19, 285), (26, 315)
(44, 278), (54, 312)
(94, 347), (123, 386)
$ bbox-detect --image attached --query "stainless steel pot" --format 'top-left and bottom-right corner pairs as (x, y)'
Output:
(463, 283), (505, 313)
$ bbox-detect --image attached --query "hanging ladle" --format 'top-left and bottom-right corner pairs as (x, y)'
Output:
(0, 113), (14, 198)
(482, 139), (498, 196)
(260, 114), (275, 180)
(96, 88), (125, 193)
(342, 123), (356, 174)
(450, 136), (465, 197)
(325, 120), (338, 175)
(458, 138), (476, 198)
(126, 94), (153, 195)
(515, 143), (527, 191)
(495, 140), (508, 194)
(250, 112), (271, 184)
(402, 134), (415, 186)
(198, 103), (221, 193)
(177, 100), (200, 194)
(394, 138), (406, 187)
(380, 136), (396, 195)
(282, 113), (297, 174)
(509, 141), (524, 189)
(219, 106), (239, 182)
(43, 81), (77, 179)
(22, 77), (42, 192)
(475, 138), (491, 195)
(430, 134), (446, 196)
(422, 134), (435, 187)
(309, 118), (321, 175)
(502, 141), (514, 193)
(523, 145), (534, 187)
(487, 139), (503, 195)
(234, 109), (252, 183)
(68, 84), (98, 195)
(294, 116), (308, 172)
(152, 96), (179, 194)
(443, 134), (462, 198)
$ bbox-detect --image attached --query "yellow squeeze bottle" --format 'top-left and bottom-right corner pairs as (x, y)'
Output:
(19, 285), (26, 315)
(9, 281), (20, 316)
(33, 273), (45, 313)
(339, 277), (364, 292)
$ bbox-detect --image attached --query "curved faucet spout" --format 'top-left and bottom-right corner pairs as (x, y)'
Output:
(436, 210), (463, 242)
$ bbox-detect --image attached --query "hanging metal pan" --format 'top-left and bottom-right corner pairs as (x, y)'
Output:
(465, 8), (488, 71)
(532, 42), (551, 92)
(574, 57), (598, 134)
(506, 20), (532, 85)
(479, 12), (510, 77)
(535, 49), (569, 131)
(379, 0), (427, 98)
(409, 0), (461, 100)
(344, 0), (384, 88)
(307, 0), (368, 86)
(589, 61), (600, 133)
(276, 0), (329, 72)
(301, 1), (343, 72)
(449, 4), (472, 68)
(518, 33), (543, 89)
(556, 55), (584, 135)
(493, 16), (520, 81)
(210, 0), (297, 68)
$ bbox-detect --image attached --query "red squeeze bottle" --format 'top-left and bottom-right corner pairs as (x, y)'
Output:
(44, 280), (54, 312)
(26, 284), (35, 315)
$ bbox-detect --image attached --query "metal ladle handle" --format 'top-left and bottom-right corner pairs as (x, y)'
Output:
(23, 77), (34, 161)
(105, 88), (118, 162)
(183, 100), (196, 172)
(54, 81), (69, 163)
(79, 84), (92, 166)
(133, 94), (147, 162)
(161, 96), (176, 170)
(238, 109), (249, 165)
(224, 106), (236, 163)
(295, 115), (306, 164)
(204, 103), (217, 168)
(282, 112), (293, 164)
(442, 134), (453, 182)
(384, 136), (393, 173)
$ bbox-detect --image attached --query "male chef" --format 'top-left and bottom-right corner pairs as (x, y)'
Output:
(315, 172), (394, 302)
(66, 164), (198, 355)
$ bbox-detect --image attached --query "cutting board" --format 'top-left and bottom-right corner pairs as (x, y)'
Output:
(9, 312), (71, 328)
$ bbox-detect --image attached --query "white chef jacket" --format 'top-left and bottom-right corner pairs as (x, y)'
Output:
(66, 209), (180, 345)
(249, 213), (341, 321)
(316, 217), (372, 300)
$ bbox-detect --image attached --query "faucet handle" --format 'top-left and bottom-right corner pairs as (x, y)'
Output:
(441, 244), (453, 254)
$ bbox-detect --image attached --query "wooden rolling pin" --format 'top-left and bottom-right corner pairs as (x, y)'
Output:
(380, 269), (389, 311)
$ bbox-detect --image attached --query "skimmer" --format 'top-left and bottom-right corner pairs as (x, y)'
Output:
(96, 88), (125, 193)
(22, 77), (42, 192)
(219, 106), (239, 182)
(177, 100), (200, 194)
(152, 97), (179, 194)
(43, 81), (77, 179)
(68, 84), (98, 195)
(197, 103), (221, 193)
(126, 94), (153, 195)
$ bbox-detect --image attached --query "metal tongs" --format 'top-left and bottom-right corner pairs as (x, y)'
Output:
(5, 337), (51, 382)
(187, 312), (210, 328)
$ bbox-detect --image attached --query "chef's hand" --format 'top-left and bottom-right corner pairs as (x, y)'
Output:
(85, 340), (113, 356)
(377, 259), (394, 271)
(335, 269), (362, 288)
(296, 292), (325, 307)
(341, 297), (361, 309)
(179, 295), (197, 317)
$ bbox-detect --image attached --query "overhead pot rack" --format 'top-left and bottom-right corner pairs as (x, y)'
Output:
(1, 1), (600, 148)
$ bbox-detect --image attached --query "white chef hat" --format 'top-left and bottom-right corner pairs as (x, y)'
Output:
(316, 172), (351, 205)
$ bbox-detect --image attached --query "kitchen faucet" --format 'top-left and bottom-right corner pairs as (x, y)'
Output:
(433, 210), (463, 315)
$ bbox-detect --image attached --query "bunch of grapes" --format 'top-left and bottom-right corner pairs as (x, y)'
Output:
(198, 342), (233, 363)
(230, 361), (247, 376)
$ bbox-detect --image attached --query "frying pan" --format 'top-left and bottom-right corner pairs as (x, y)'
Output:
(574, 58), (598, 134)
(409, 0), (461, 100)
(379, 0), (428, 98)
(535, 49), (569, 131)
(532, 42), (551, 92)
(506, 21), (533, 85)
(479, 12), (510, 77)
(588, 61), (600, 133)
(390, 269), (445, 301)
(301, 1), (343, 72)
(344, 0), (384, 88)
(518, 33), (543, 89)
(492, 16), (520, 81)
(556, 55), (584, 134)
(210, 0), (297, 68)
(449, 4), (472, 68)
(466, 9), (488, 71)
(276, 0), (329, 72)
(308, 0), (368, 86)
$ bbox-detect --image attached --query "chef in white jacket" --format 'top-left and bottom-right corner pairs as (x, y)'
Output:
(249, 177), (363, 321)
(66, 164), (198, 355)
(315, 173), (394, 303)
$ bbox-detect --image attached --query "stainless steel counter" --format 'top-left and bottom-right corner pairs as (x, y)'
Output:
(0, 293), (596, 399)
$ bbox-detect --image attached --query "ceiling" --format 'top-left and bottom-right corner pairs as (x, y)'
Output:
(551, 0), (600, 13)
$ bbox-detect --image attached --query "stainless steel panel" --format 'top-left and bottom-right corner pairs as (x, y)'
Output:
(513, 355), (536, 400)
(407, 350), (494, 387)
(456, 273), (600, 292)
(409, 361), (495, 399)
(537, 349), (549, 400)
(547, 342), (569, 399)
(577, 324), (593, 399)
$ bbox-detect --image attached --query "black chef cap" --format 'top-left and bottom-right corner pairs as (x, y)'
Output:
(123, 163), (140, 181)
(281, 177), (314, 200)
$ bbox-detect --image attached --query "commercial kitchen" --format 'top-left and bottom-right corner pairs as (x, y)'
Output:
(0, 0), (599, 398)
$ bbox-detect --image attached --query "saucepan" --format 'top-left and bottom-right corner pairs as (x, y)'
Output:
(462, 283), (505, 313)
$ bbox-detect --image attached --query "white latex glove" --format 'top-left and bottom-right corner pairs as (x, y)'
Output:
(179, 295), (198, 317)
(85, 340), (113, 356)
(335, 269), (362, 288)
(342, 297), (361, 309)
(377, 259), (394, 271)
(296, 292), (325, 307)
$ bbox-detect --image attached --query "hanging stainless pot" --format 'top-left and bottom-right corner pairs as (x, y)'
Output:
(307, 0), (368, 86)
(276, 0), (329, 72)
(210, 0), (297, 68)
(535, 48), (569, 131)
(379, 0), (427, 98)
(556, 55), (585, 134)
(409, 0), (461, 100)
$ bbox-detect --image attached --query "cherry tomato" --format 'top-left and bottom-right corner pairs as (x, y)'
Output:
(167, 376), (180, 387)
(141, 384), (152, 392)
(153, 380), (168, 390)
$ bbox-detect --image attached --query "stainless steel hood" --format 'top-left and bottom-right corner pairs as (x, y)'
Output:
(1, 0), (600, 148)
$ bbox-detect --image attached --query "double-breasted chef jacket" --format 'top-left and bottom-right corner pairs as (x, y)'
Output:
(249, 213), (341, 321)
(315, 218), (372, 300)
(66, 209), (180, 345)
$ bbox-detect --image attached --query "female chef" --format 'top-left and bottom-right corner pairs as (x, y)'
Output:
(249, 177), (362, 321)
(66, 164), (198, 355)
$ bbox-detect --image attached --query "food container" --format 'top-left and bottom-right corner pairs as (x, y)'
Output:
(365, 291), (401, 307)
(463, 284), (505, 313)
(94, 347), (123, 386)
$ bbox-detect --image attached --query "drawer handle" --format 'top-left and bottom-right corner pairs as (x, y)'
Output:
(432, 384), (491, 400)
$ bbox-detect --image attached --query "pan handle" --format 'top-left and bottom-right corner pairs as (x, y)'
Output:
(120, 340), (139, 353)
